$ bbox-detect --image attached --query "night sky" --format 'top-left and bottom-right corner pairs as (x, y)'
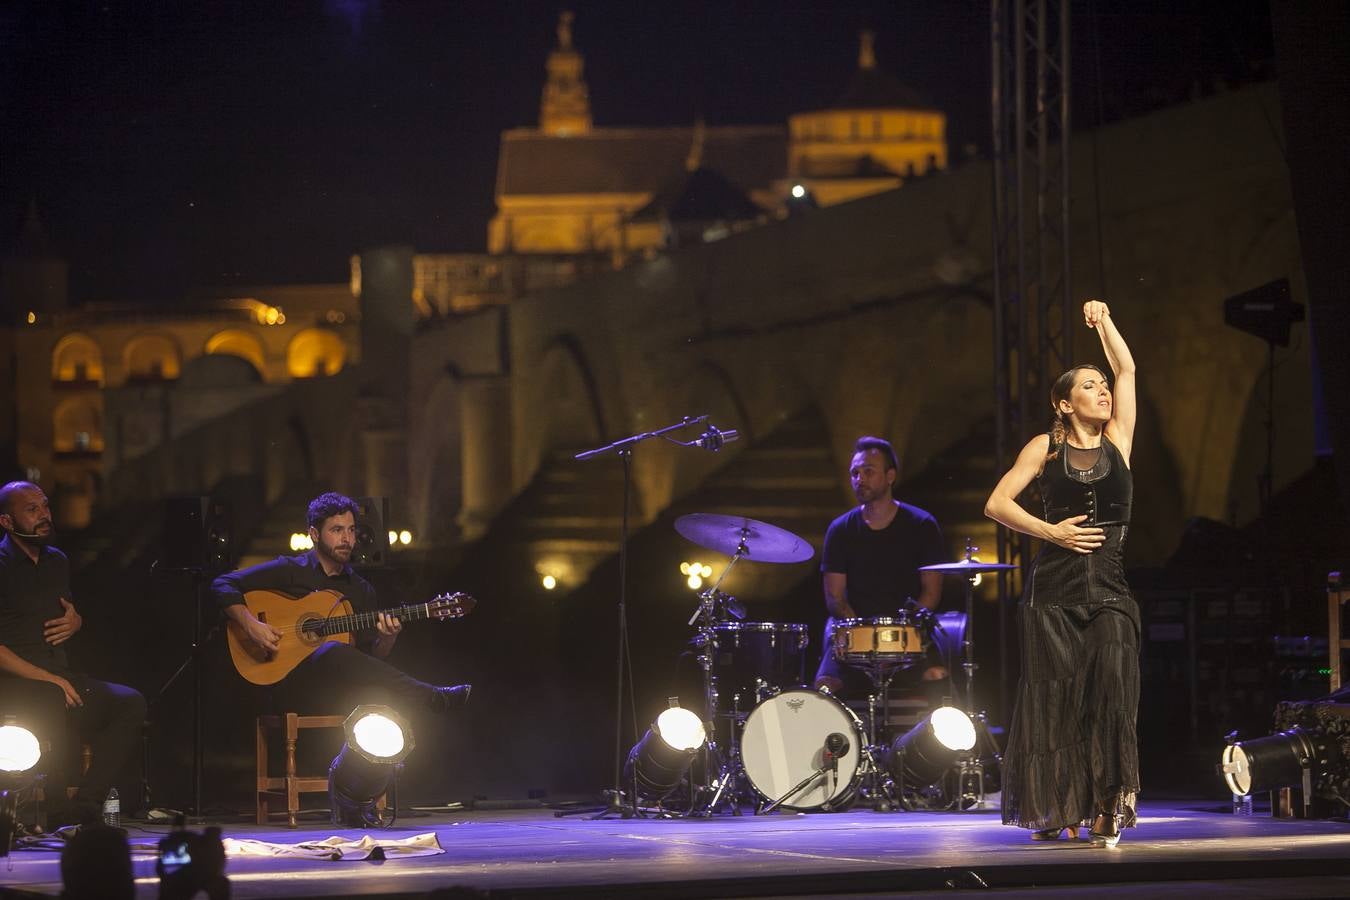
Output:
(1, 1), (1272, 304)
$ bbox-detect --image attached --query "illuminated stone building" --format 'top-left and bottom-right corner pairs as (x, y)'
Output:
(0, 211), (360, 528)
(485, 15), (943, 264)
(409, 14), (949, 314)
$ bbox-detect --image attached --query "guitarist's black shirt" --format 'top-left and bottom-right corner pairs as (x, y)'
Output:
(211, 551), (379, 650)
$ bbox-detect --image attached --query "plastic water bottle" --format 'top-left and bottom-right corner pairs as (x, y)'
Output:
(103, 787), (120, 828)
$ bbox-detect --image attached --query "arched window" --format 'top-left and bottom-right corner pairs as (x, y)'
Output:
(286, 328), (348, 378)
(53, 397), (103, 453)
(204, 329), (266, 376)
(124, 333), (182, 381)
(51, 333), (104, 385)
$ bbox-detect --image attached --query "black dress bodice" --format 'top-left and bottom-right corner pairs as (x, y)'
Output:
(1038, 437), (1132, 526)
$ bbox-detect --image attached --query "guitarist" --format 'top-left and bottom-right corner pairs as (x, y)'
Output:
(211, 492), (471, 714)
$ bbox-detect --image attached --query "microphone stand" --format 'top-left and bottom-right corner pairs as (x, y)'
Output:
(761, 748), (842, 816)
(561, 415), (711, 820)
(147, 569), (219, 823)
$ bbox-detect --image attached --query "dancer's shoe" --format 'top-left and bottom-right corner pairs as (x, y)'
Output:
(1089, 813), (1121, 847)
(1030, 825), (1080, 841)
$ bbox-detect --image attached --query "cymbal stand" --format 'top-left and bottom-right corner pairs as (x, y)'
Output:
(956, 539), (993, 810)
(685, 542), (750, 817)
(958, 539), (980, 717)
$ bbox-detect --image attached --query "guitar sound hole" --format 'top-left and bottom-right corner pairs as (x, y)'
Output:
(296, 615), (326, 646)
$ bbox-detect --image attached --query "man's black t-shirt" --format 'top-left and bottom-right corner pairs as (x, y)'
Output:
(210, 550), (379, 651)
(0, 534), (73, 673)
(821, 503), (946, 616)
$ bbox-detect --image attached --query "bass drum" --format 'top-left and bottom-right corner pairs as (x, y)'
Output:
(740, 688), (864, 811)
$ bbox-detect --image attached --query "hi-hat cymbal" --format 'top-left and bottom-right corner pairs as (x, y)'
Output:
(920, 558), (1018, 574)
(674, 513), (814, 564)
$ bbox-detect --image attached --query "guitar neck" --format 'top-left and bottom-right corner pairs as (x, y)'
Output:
(314, 601), (437, 637)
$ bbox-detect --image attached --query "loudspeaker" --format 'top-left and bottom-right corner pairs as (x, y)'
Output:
(1223, 278), (1305, 346)
(162, 497), (231, 573)
(352, 496), (389, 568)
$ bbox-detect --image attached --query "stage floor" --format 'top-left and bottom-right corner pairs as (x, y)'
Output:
(4, 799), (1350, 899)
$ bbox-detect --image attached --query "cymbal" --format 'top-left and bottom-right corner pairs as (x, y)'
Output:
(674, 513), (815, 564)
(920, 558), (1018, 574)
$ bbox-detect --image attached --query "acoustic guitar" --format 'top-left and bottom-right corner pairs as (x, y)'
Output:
(225, 588), (476, 685)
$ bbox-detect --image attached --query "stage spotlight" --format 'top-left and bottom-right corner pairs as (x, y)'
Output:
(623, 701), (707, 804)
(887, 706), (976, 788)
(0, 722), (41, 774)
(1220, 727), (1342, 798)
(0, 720), (41, 859)
(328, 705), (414, 827)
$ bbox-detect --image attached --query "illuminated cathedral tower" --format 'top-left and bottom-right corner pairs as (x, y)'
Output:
(540, 11), (592, 136)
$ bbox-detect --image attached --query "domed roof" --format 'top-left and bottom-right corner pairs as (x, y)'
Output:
(810, 30), (936, 113)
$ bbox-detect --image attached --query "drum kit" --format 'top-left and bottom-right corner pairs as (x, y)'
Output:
(672, 513), (1013, 816)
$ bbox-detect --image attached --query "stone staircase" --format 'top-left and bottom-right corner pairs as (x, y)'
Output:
(692, 411), (842, 544)
(510, 446), (631, 588)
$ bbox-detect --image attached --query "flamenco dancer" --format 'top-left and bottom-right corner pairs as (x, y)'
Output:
(984, 299), (1139, 846)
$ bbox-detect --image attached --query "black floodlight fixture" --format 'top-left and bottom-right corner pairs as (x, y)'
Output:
(328, 705), (414, 827)
(623, 700), (707, 803)
(887, 706), (977, 789)
(1220, 727), (1342, 798)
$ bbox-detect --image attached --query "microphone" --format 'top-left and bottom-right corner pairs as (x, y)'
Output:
(824, 732), (849, 776)
(723, 595), (748, 621)
(4, 525), (52, 541)
(690, 424), (740, 451)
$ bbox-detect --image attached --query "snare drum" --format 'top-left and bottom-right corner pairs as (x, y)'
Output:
(831, 614), (927, 668)
(708, 622), (808, 710)
(741, 688), (864, 811)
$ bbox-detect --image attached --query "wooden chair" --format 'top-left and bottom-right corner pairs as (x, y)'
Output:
(255, 713), (388, 827)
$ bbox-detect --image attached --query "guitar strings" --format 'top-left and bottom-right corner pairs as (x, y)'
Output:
(260, 598), (462, 637)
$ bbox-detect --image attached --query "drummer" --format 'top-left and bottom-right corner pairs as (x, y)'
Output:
(814, 436), (951, 707)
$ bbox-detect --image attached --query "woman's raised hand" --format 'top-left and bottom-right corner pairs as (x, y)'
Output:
(1083, 299), (1111, 327)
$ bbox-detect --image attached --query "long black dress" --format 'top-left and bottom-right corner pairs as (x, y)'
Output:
(1001, 437), (1140, 832)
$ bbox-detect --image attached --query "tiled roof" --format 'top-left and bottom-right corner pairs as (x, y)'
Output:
(497, 126), (786, 197)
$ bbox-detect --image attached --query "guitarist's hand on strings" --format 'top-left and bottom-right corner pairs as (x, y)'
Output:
(375, 612), (403, 637)
(243, 615), (282, 657)
(371, 612), (402, 659)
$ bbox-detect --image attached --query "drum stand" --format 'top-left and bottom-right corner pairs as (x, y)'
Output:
(859, 665), (901, 811)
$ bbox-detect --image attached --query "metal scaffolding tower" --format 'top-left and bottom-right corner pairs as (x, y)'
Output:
(990, 0), (1074, 713)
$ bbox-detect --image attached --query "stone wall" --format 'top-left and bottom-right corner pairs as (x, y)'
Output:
(478, 83), (1308, 566)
